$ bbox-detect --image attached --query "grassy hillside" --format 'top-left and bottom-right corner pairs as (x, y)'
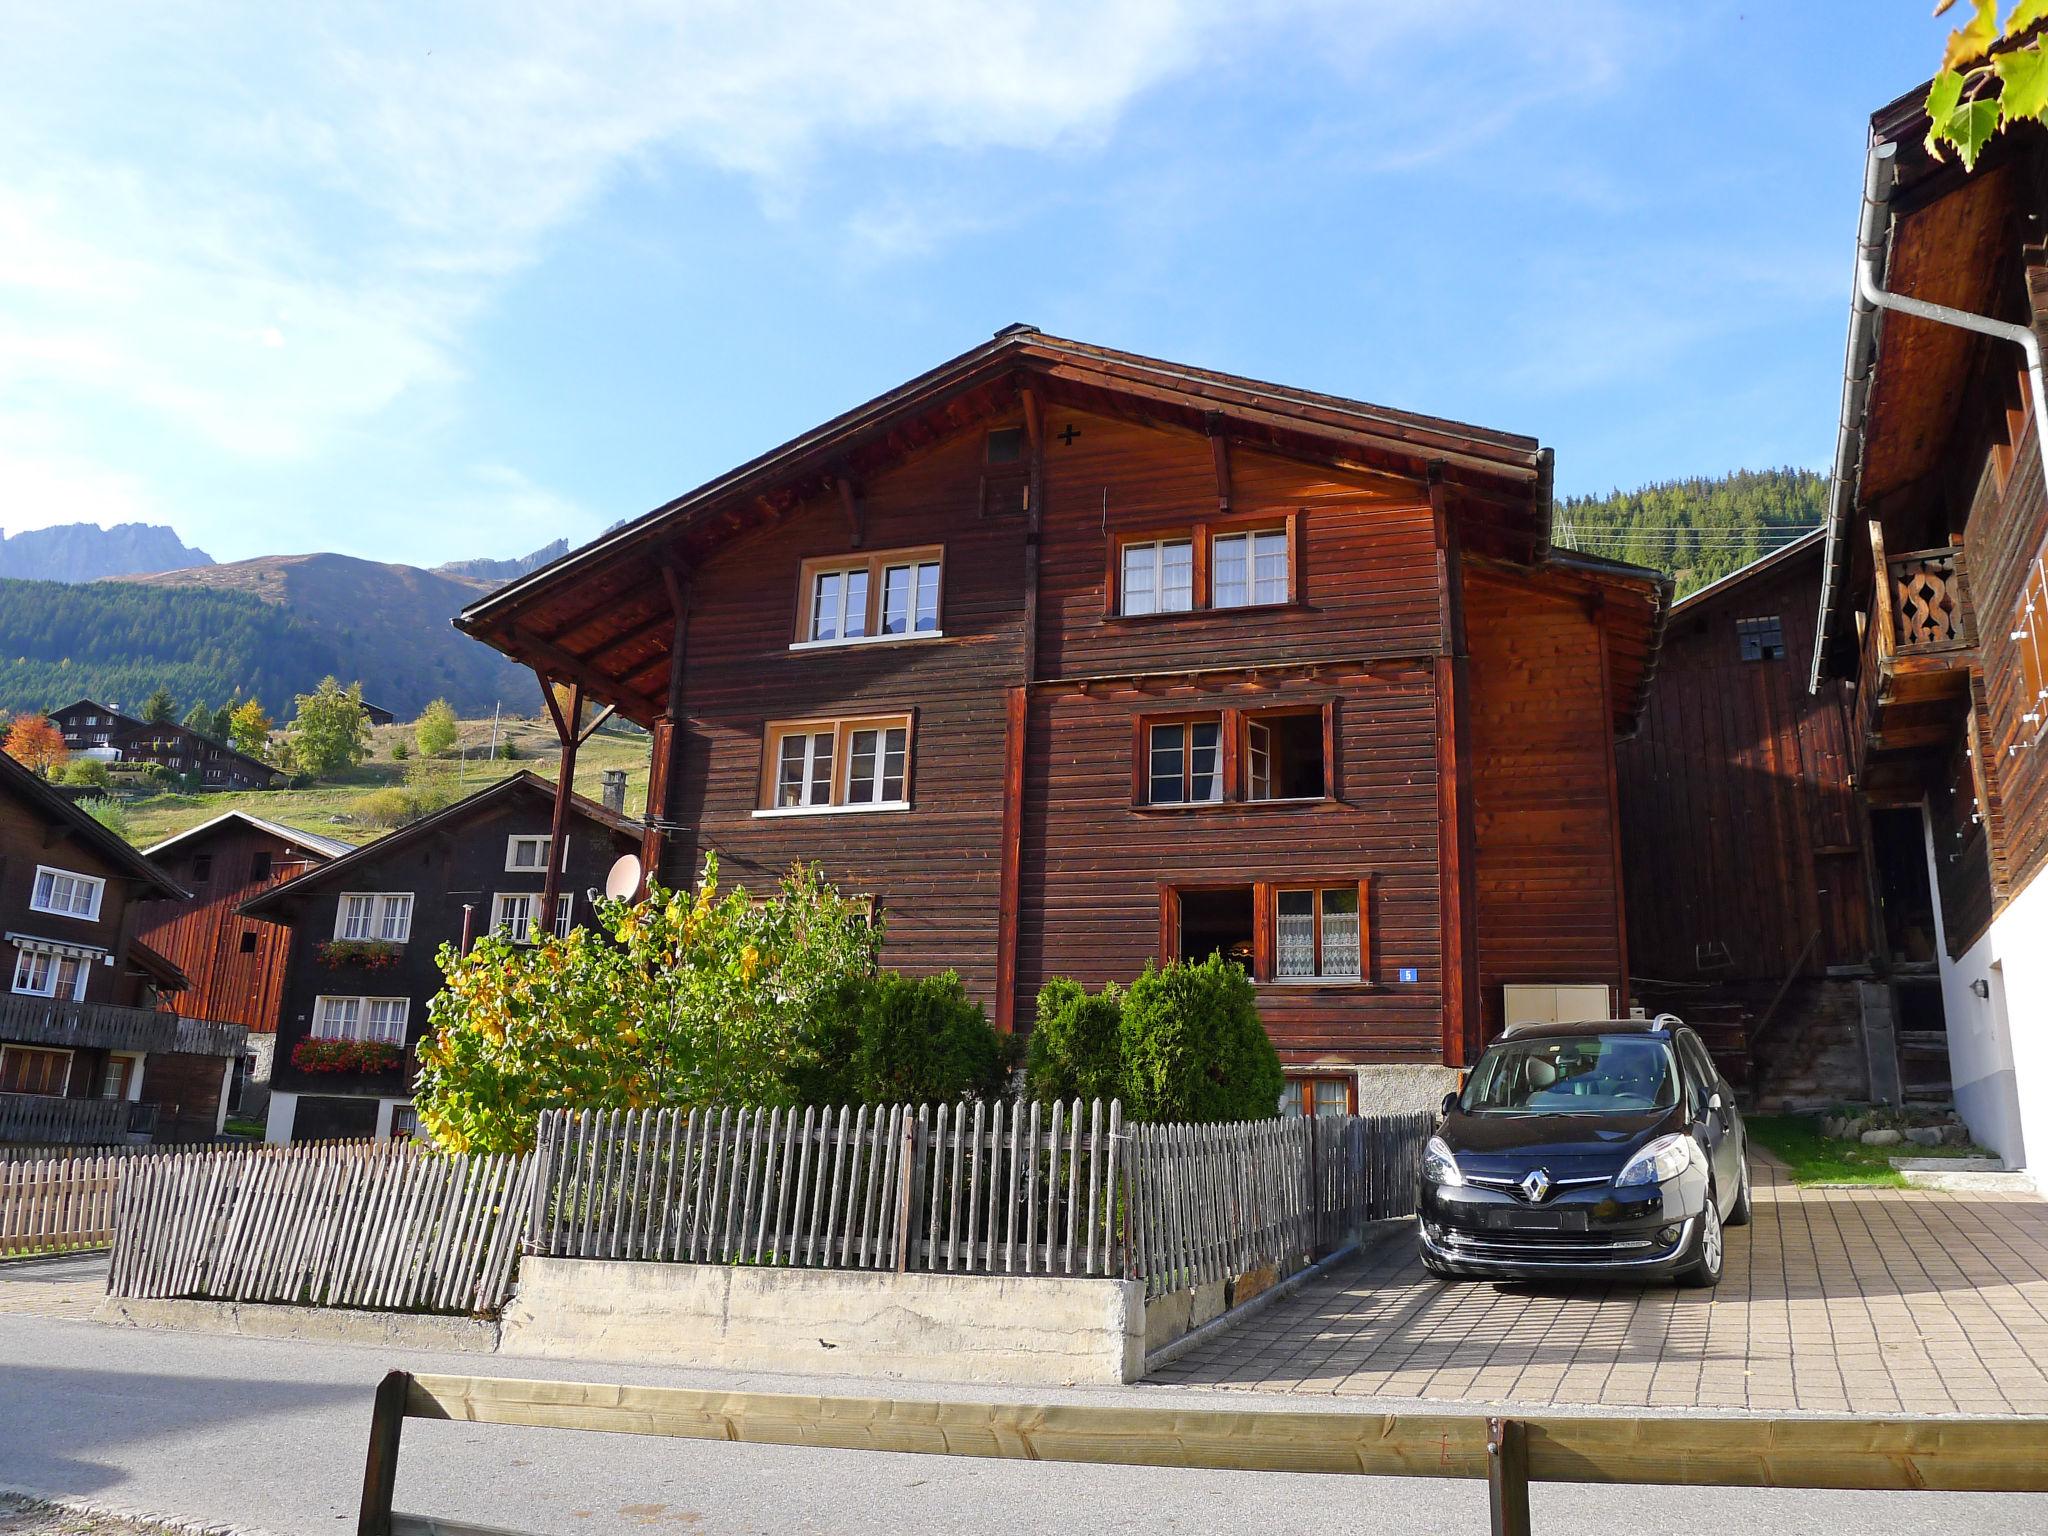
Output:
(108, 554), (532, 717)
(1552, 467), (1828, 598)
(116, 716), (653, 851)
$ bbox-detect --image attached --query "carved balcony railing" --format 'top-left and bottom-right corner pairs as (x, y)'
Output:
(1888, 546), (1975, 655)
(0, 995), (245, 1059)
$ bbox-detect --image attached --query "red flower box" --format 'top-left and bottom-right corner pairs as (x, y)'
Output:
(291, 1037), (406, 1075)
(315, 940), (404, 971)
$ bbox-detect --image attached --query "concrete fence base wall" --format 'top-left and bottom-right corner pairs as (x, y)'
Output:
(498, 1258), (1147, 1385)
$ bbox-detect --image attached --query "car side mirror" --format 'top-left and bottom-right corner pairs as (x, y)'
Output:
(1440, 1090), (1458, 1118)
(1704, 1090), (1725, 1124)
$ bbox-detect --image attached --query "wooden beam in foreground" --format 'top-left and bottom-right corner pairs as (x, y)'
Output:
(393, 1373), (2048, 1495)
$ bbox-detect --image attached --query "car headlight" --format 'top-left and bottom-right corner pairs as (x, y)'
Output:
(1422, 1135), (1464, 1187)
(1614, 1133), (1694, 1189)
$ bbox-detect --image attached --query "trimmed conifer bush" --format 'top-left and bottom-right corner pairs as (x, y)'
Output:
(1025, 976), (1124, 1105)
(1116, 955), (1284, 1123)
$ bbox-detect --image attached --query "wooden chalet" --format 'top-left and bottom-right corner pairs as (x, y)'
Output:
(1809, 82), (2048, 1164)
(240, 771), (640, 1142)
(455, 329), (1670, 1106)
(0, 752), (245, 1144)
(138, 812), (353, 1120)
(1615, 530), (1894, 1101)
(47, 696), (279, 790)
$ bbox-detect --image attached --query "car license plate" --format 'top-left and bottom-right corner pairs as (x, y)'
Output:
(1491, 1208), (1588, 1233)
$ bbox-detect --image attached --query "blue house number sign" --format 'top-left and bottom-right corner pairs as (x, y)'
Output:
(1397, 967), (1418, 984)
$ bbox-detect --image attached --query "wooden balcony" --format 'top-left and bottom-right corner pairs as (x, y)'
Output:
(0, 995), (244, 1058)
(1854, 527), (1976, 803)
(0, 1091), (127, 1145)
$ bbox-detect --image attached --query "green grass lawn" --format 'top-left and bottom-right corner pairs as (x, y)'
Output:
(1748, 1113), (1987, 1188)
(113, 715), (652, 850)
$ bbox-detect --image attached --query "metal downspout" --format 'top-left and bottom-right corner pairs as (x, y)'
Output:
(1812, 139), (2048, 693)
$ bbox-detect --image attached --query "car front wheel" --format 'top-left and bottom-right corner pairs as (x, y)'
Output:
(1679, 1191), (1723, 1288)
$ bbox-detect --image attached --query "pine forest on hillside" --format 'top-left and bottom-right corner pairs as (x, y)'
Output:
(1551, 467), (1828, 598)
(0, 578), (345, 718)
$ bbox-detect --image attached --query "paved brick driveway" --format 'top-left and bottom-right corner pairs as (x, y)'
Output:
(0, 1255), (106, 1322)
(1148, 1155), (2048, 1414)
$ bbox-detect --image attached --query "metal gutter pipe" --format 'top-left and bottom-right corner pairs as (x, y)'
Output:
(1808, 138), (1897, 694)
(1811, 138), (2048, 693)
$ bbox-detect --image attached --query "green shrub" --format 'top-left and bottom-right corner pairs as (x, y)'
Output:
(1117, 955), (1283, 1123)
(1026, 977), (1124, 1105)
(84, 798), (132, 840)
(391, 741), (409, 761)
(844, 971), (1008, 1106)
(353, 787), (417, 828)
(61, 758), (113, 791)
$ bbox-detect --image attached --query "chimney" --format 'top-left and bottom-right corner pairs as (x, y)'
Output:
(600, 768), (627, 815)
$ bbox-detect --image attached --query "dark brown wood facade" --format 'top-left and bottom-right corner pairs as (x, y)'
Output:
(242, 773), (639, 1135)
(1620, 536), (1874, 991)
(458, 332), (1668, 1069)
(137, 814), (348, 1036)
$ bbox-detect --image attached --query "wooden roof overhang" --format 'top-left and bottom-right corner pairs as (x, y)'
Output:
(1814, 81), (2034, 676)
(1476, 548), (1672, 738)
(456, 328), (1552, 727)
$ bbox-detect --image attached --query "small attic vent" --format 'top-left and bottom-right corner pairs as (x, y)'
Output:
(986, 427), (1025, 465)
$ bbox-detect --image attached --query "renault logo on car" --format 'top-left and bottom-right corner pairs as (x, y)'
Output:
(1519, 1168), (1552, 1203)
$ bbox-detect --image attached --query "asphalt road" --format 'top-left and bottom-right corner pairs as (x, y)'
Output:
(3, 1259), (2047, 1535)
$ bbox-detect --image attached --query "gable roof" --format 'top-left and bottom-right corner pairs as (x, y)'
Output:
(114, 718), (280, 779)
(1671, 527), (1826, 616)
(143, 811), (354, 863)
(0, 751), (187, 900)
(238, 770), (637, 917)
(456, 326), (1581, 726)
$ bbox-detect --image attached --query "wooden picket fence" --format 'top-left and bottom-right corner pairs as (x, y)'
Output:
(108, 1139), (535, 1314)
(530, 1099), (1124, 1277)
(0, 1155), (123, 1258)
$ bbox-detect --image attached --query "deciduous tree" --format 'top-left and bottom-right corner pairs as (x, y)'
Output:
(414, 698), (459, 757)
(3, 714), (67, 777)
(228, 698), (274, 759)
(1927, 1), (2048, 169)
(286, 677), (371, 778)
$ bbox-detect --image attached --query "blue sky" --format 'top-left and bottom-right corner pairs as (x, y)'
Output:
(0, 3), (1941, 569)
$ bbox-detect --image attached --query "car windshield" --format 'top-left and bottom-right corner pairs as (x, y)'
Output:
(1460, 1034), (1678, 1115)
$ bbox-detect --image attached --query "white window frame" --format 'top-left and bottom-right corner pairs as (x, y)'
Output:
(311, 995), (410, 1043)
(11, 947), (91, 1001)
(1212, 528), (1290, 609)
(553, 893), (575, 939)
(790, 547), (947, 652)
(758, 715), (914, 817)
(505, 834), (554, 873)
(30, 866), (104, 923)
(334, 892), (413, 944)
(842, 724), (910, 807)
(491, 892), (538, 944)
(1120, 538), (1195, 617)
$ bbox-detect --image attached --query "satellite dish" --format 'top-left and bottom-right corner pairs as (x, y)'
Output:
(604, 854), (644, 901)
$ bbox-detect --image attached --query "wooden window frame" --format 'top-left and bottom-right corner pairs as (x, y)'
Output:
(334, 892), (414, 944)
(1135, 712), (1229, 806)
(30, 865), (104, 923)
(1272, 882), (1369, 984)
(1105, 510), (1303, 619)
(1131, 701), (1336, 810)
(755, 712), (917, 817)
(0, 1043), (74, 1098)
(1736, 615), (1786, 663)
(1157, 876), (1371, 985)
(1280, 1074), (1358, 1118)
(791, 545), (946, 650)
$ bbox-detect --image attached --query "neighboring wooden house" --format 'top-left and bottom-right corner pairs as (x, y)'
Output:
(138, 812), (353, 1120)
(454, 328), (1670, 1109)
(113, 720), (281, 791)
(48, 697), (139, 753)
(46, 696), (280, 790)
(1615, 530), (1887, 1098)
(241, 772), (639, 1142)
(361, 700), (397, 727)
(1808, 84), (2048, 1165)
(0, 752), (245, 1144)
